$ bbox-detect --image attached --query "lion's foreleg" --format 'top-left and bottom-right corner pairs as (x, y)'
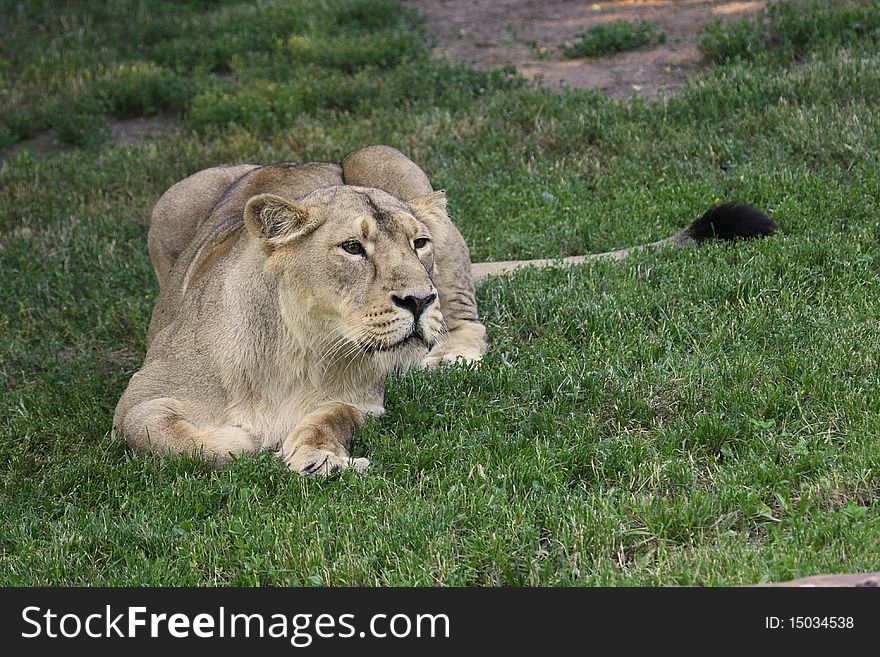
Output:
(279, 403), (369, 475)
(117, 397), (257, 464)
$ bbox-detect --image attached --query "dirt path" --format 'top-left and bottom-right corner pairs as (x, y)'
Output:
(1, 116), (177, 164)
(399, 0), (765, 99)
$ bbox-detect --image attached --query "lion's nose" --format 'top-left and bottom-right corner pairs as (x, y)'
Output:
(391, 292), (437, 322)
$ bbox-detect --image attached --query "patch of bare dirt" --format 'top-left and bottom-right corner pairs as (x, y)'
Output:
(2, 130), (59, 163)
(399, 0), (766, 99)
(107, 115), (178, 148)
(1, 115), (178, 164)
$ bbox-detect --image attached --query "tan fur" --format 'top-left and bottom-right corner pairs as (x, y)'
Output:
(115, 145), (694, 474)
(148, 164), (260, 288)
(115, 150), (470, 473)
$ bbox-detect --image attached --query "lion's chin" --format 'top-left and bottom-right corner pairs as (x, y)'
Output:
(364, 334), (435, 374)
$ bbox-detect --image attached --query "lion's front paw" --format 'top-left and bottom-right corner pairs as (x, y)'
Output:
(423, 323), (487, 370)
(286, 447), (370, 476)
(422, 349), (483, 370)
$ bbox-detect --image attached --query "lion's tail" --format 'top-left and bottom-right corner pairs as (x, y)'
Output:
(470, 203), (776, 284)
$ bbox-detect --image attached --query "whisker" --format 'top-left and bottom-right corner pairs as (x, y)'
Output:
(323, 323), (370, 374)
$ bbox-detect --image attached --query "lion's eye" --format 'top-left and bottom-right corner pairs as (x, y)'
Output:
(413, 237), (430, 250)
(341, 241), (366, 256)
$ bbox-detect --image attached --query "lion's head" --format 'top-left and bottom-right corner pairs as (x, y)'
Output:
(243, 185), (448, 372)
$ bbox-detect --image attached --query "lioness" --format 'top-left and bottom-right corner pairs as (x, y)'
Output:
(113, 145), (774, 474)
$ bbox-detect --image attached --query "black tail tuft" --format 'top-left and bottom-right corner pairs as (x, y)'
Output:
(684, 204), (776, 244)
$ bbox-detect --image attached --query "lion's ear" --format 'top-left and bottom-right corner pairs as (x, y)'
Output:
(409, 190), (448, 226)
(244, 193), (316, 247)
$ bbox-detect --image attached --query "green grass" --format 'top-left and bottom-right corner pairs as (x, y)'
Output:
(560, 19), (666, 59)
(701, 0), (880, 64)
(1, 0), (879, 585)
